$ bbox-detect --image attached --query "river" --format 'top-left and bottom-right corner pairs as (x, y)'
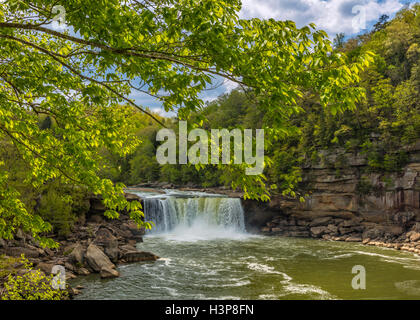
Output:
(71, 190), (420, 300)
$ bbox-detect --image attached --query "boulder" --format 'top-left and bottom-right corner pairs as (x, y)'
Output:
(75, 267), (90, 276)
(100, 266), (120, 279)
(288, 231), (310, 238)
(15, 229), (25, 240)
(36, 262), (54, 274)
(310, 226), (328, 238)
(362, 227), (384, 240)
(309, 217), (333, 227)
(94, 228), (119, 263)
(410, 232), (420, 242)
(341, 219), (361, 227)
(393, 211), (415, 226)
(411, 223), (420, 233)
(65, 271), (77, 280)
(69, 243), (84, 265)
(124, 221), (145, 238)
(327, 224), (338, 234)
(125, 193), (141, 201)
(119, 244), (137, 253)
(345, 236), (362, 242)
(122, 251), (159, 263)
(85, 244), (115, 272)
(5, 246), (39, 258)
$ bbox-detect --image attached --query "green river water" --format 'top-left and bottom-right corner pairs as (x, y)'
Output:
(71, 234), (420, 300)
(71, 190), (420, 300)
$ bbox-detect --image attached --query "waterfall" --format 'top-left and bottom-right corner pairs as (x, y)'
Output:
(140, 193), (246, 237)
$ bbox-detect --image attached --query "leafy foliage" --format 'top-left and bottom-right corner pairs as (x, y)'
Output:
(0, 255), (68, 300)
(115, 5), (420, 198)
(0, 0), (371, 243)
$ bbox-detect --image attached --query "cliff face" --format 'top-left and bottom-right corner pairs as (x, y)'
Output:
(243, 140), (420, 246)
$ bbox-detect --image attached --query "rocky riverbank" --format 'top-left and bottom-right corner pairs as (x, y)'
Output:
(258, 213), (420, 255)
(0, 193), (158, 298)
(244, 141), (420, 256)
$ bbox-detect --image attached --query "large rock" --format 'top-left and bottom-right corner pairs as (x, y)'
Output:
(69, 243), (84, 265)
(309, 217), (333, 227)
(94, 228), (119, 263)
(393, 212), (415, 226)
(75, 267), (90, 276)
(36, 262), (55, 274)
(362, 227), (384, 240)
(85, 244), (115, 272)
(124, 221), (145, 240)
(410, 232), (420, 242)
(122, 251), (159, 263)
(100, 266), (120, 279)
(345, 235), (362, 242)
(5, 246), (39, 258)
(411, 223), (420, 233)
(310, 226), (328, 238)
(119, 244), (137, 253)
(327, 224), (339, 234)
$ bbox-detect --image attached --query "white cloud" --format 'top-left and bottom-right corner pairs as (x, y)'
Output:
(239, 0), (404, 37)
(151, 107), (175, 117)
(223, 79), (239, 93)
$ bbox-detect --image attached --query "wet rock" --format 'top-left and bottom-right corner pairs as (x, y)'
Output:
(322, 234), (332, 240)
(345, 235), (362, 242)
(119, 244), (137, 253)
(271, 227), (284, 234)
(75, 267), (90, 276)
(410, 232), (420, 242)
(411, 223), (420, 233)
(362, 238), (370, 244)
(310, 226), (328, 238)
(124, 221), (145, 240)
(94, 228), (119, 263)
(100, 266), (120, 279)
(309, 217), (333, 227)
(124, 193), (141, 201)
(65, 262), (77, 272)
(122, 251), (159, 263)
(69, 243), (84, 265)
(362, 227), (384, 240)
(327, 224), (338, 234)
(85, 244), (115, 272)
(65, 271), (77, 281)
(288, 231), (310, 237)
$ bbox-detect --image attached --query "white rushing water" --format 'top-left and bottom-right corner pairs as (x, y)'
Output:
(132, 190), (247, 241)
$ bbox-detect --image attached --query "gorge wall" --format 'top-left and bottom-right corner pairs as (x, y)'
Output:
(243, 140), (420, 247)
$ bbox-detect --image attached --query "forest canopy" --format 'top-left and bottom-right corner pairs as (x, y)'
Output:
(0, 0), (374, 245)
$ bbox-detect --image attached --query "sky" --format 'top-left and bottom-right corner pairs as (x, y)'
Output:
(131, 0), (418, 116)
